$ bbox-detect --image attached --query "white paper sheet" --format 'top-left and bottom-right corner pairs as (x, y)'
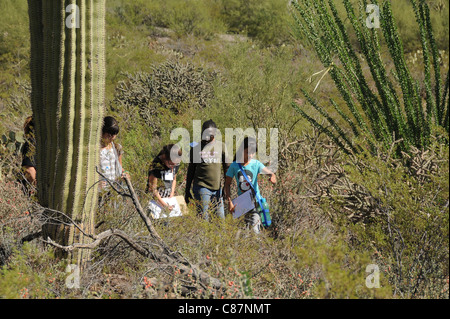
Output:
(232, 190), (255, 219)
(147, 197), (183, 219)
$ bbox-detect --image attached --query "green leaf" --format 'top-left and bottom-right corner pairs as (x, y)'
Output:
(8, 131), (16, 142)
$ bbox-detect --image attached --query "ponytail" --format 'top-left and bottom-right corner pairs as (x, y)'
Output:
(158, 144), (182, 162)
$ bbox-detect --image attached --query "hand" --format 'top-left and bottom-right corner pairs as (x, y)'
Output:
(229, 203), (236, 214)
(121, 170), (130, 179)
(269, 174), (277, 184)
(165, 205), (175, 211)
(185, 192), (193, 205)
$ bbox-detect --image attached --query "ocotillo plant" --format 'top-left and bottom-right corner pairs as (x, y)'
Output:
(290, 0), (449, 157)
(27, 1), (106, 265)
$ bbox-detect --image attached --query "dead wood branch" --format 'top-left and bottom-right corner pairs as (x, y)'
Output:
(42, 172), (224, 294)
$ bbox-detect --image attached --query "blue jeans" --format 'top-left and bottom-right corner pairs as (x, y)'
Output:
(192, 185), (225, 221)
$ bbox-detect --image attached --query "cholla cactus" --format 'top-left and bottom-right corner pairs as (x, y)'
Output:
(290, 0), (449, 157)
(28, 0), (106, 265)
(113, 60), (215, 135)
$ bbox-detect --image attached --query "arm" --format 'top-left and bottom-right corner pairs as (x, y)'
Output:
(224, 176), (235, 213)
(119, 154), (125, 175)
(222, 143), (231, 180)
(22, 142), (36, 185)
(185, 161), (195, 203)
(261, 166), (277, 184)
(170, 173), (177, 198)
(117, 145), (129, 178)
(23, 166), (37, 186)
(222, 161), (230, 182)
(148, 174), (173, 210)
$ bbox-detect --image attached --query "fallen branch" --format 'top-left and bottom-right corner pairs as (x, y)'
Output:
(42, 173), (224, 294)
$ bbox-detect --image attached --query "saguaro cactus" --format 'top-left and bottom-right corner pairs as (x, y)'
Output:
(27, 0), (106, 265)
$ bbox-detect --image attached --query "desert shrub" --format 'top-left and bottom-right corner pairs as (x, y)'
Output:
(308, 132), (449, 298)
(108, 0), (226, 40)
(0, 0), (29, 72)
(0, 243), (67, 299)
(349, 139), (448, 298)
(290, 229), (394, 298)
(0, 80), (31, 138)
(112, 60), (216, 137)
(0, 181), (38, 266)
(108, 0), (151, 26)
(219, 0), (293, 46)
(209, 42), (306, 132)
(0, 130), (24, 183)
(261, 127), (341, 239)
(108, 0), (292, 44)
(128, 207), (388, 299)
(162, 0), (226, 39)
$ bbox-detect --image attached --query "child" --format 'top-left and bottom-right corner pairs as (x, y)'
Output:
(99, 116), (127, 188)
(21, 116), (37, 194)
(224, 137), (276, 233)
(185, 119), (231, 221)
(146, 144), (182, 212)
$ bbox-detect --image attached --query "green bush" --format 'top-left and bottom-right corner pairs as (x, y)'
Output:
(292, 229), (393, 298)
(163, 0), (226, 39)
(107, 0), (294, 45)
(108, 0), (226, 40)
(210, 42), (305, 131)
(0, 0), (30, 106)
(0, 0), (29, 69)
(219, 0), (293, 45)
(0, 243), (68, 299)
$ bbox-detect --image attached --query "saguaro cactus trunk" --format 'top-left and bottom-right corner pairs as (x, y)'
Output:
(28, 0), (106, 266)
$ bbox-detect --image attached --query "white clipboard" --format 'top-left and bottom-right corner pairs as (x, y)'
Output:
(232, 190), (256, 219)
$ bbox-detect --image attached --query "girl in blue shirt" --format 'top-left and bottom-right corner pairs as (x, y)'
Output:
(224, 137), (276, 233)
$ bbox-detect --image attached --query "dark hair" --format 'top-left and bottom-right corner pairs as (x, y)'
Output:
(234, 137), (257, 163)
(202, 119), (217, 142)
(202, 119), (217, 132)
(158, 144), (182, 162)
(24, 116), (34, 136)
(102, 116), (119, 136)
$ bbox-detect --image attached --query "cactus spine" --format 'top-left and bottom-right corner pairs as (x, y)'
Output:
(28, 0), (106, 265)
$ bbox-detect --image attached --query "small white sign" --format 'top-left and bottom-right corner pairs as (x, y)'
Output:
(366, 4), (380, 29)
(66, 4), (80, 29)
(365, 264), (381, 288)
(65, 264), (80, 289)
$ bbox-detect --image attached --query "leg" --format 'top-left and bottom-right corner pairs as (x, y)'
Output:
(245, 210), (261, 234)
(211, 188), (225, 219)
(193, 185), (213, 221)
